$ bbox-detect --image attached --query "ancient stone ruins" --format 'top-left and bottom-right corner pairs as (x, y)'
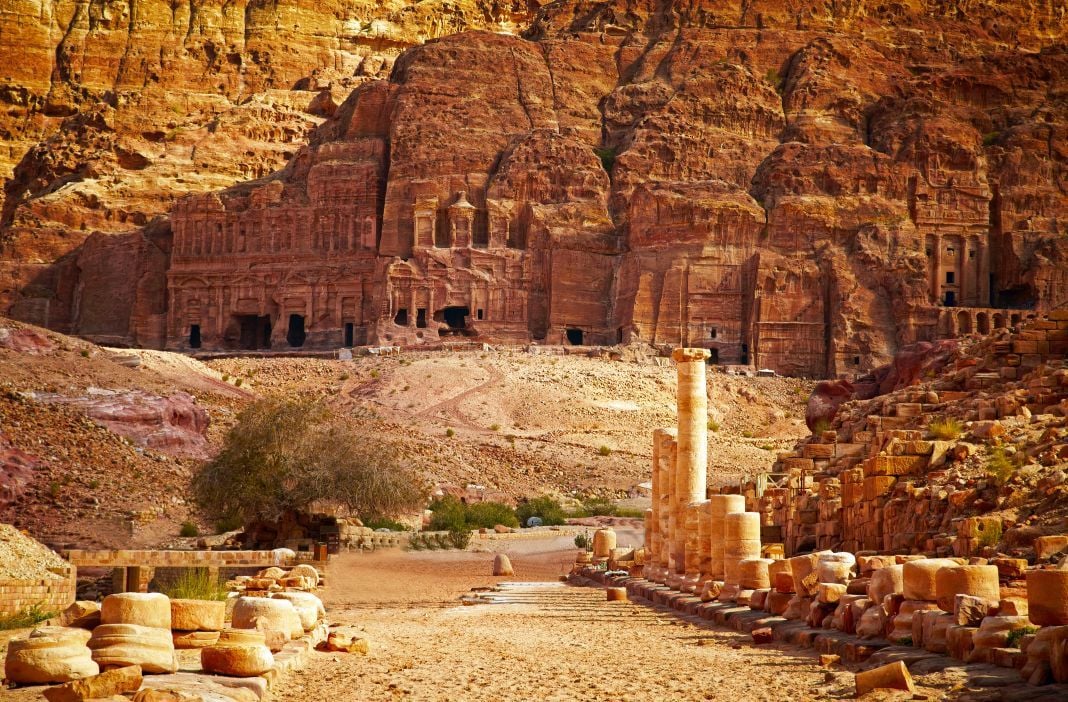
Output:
(574, 325), (1068, 691)
(0, 2), (1064, 379)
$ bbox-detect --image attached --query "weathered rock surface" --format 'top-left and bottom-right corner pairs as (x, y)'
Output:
(0, 1), (1063, 377)
(4, 626), (98, 685)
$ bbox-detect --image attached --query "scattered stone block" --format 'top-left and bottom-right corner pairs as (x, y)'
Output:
(954, 594), (991, 626)
(169, 600), (225, 633)
(752, 627), (773, 644)
(42, 664), (142, 702)
(322, 627), (369, 655)
(87, 623), (177, 674)
(855, 660), (915, 697)
(101, 593), (171, 629)
(201, 629), (274, 677)
(5, 627), (99, 685)
(1026, 567), (1068, 626)
(934, 565), (1000, 611)
(606, 587), (627, 602)
(231, 597), (303, 640)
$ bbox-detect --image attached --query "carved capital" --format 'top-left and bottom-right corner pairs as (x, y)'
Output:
(672, 348), (711, 363)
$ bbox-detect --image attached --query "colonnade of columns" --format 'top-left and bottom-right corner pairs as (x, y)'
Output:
(644, 348), (763, 599)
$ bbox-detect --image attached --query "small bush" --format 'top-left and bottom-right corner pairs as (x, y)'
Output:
(448, 529), (471, 549)
(80, 349), (90, 358)
(707, 419), (720, 432)
(593, 146), (617, 173)
(977, 521), (1003, 549)
(427, 495), (468, 532)
(985, 447), (1021, 485)
(339, 373), (350, 381)
(898, 636), (913, 647)
(765, 68), (783, 92)
(598, 445), (612, 457)
(1006, 626), (1038, 649)
(490, 423), (501, 431)
(576, 497), (617, 517)
(445, 428), (455, 438)
(161, 568), (227, 601)
(234, 378), (243, 387)
(49, 481), (60, 498)
(408, 534), (426, 550)
(370, 370), (380, 379)
(928, 418), (963, 440)
(215, 514), (243, 534)
(516, 496), (567, 527)
(741, 430), (754, 439)
(88, 479), (100, 489)
(982, 131), (1001, 147)
(179, 521), (199, 537)
(574, 532), (591, 550)
(434, 533), (451, 550)
(466, 501), (519, 530)
(222, 374), (230, 382)
(0, 604), (57, 631)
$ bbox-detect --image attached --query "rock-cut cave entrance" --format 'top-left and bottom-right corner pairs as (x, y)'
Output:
(287, 314), (306, 348)
(565, 328), (584, 345)
(236, 315), (272, 350)
(188, 324), (201, 349)
(437, 307), (471, 337)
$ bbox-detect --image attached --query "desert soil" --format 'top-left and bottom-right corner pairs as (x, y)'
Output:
(275, 537), (848, 702)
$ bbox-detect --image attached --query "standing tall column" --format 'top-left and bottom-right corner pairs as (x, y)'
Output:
(671, 348), (710, 574)
(647, 430), (662, 576)
(665, 435), (679, 574)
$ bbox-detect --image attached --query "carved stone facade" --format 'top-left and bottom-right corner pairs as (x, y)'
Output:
(144, 12), (1068, 376)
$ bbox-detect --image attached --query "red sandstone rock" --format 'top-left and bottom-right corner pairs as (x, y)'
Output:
(0, 1), (1065, 377)
(752, 627), (774, 644)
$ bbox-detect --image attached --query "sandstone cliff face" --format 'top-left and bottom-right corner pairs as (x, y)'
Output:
(0, 0), (538, 335)
(3, 0), (1066, 378)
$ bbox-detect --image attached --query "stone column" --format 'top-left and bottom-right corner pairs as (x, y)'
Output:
(664, 434), (679, 575)
(696, 500), (712, 585)
(647, 430), (662, 578)
(671, 348), (709, 575)
(721, 511), (762, 602)
(709, 494), (746, 581)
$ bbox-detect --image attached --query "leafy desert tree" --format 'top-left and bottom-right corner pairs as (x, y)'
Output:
(194, 397), (426, 526)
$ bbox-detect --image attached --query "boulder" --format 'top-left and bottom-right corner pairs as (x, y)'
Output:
(201, 629), (274, 677)
(492, 553), (514, 576)
(169, 599), (225, 632)
(256, 567), (286, 580)
(4, 626), (98, 685)
(323, 627), (369, 654)
(1021, 625), (1065, 686)
(231, 597), (303, 640)
(889, 600), (940, 644)
(87, 623), (176, 674)
(817, 583), (847, 605)
(902, 558), (959, 601)
(971, 616), (1032, 651)
(954, 594), (992, 626)
(947, 625), (977, 661)
(101, 593), (171, 629)
(42, 664), (142, 702)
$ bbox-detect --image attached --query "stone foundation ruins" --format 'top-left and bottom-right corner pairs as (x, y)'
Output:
(619, 326), (1068, 688)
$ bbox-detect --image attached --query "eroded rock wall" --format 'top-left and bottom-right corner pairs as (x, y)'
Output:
(3, 0), (1066, 376)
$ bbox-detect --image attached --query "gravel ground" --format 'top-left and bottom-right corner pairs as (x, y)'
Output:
(0, 523), (68, 579)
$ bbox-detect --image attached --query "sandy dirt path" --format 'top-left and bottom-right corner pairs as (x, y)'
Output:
(273, 540), (840, 702)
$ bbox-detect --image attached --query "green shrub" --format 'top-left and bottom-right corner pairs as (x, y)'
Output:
(1006, 626), (1038, 649)
(445, 428), (455, 438)
(179, 521), (199, 538)
(408, 534), (426, 550)
(574, 532), (591, 550)
(161, 568), (227, 601)
(215, 514), (243, 534)
(234, 378), (243, 387)
(977, 521), (1003, 549)
(898, 636), (913, 647)
(434, 533), (451, 550)
(811, 418), (831, 434)
(576, 497), (617, 517)
(707, 419), (720, 432)
(80, 349), (90, 358)
(598, 445), (612, 457)
(0, 604), (57, 631)
(489, 423), (501, 431)
(465, 501), (519, 529)
(593, 146), (617, 173)
(765, 67), (783, 92)
(427, 495), (469, 532)
(448, 529), (471, 549)
(985, 447), (1021, 485)
(928, 418), (963, 440)
(370, 370), (380, 379)
(88, 479), (100, 489)
(982, 131), (1001, 147)
(516, 496), (567, 527)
